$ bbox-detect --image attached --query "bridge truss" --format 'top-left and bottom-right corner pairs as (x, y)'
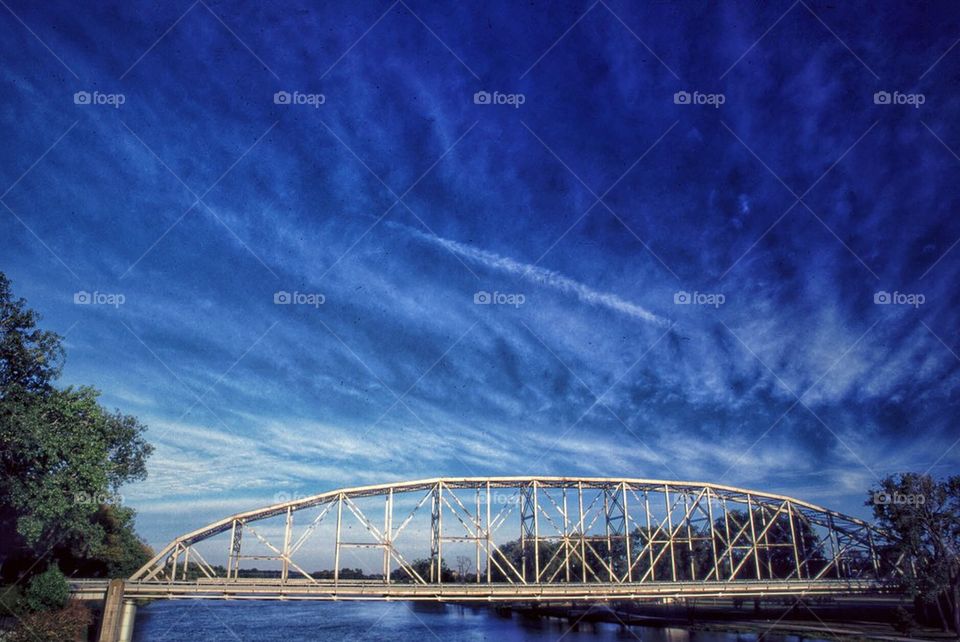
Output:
(129, 477), (904, 601)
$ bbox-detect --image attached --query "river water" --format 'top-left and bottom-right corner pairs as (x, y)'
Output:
(132, 601), (831, 641)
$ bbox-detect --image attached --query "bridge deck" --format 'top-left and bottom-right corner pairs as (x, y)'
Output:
(72, 579), (893, 602)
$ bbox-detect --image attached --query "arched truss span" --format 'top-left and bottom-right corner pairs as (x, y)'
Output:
(130, 477), (904, 600)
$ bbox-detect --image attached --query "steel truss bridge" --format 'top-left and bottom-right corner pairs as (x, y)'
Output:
(116, 477), (903, 602)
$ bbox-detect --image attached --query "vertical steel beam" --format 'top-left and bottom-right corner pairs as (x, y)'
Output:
(229, 521), (243, 580)
(383, 489), (393, 584)
(787, 501), (801, 579)
(438, 483), (444, 584)
(562, 486), (571, 583)
(519, 483), (534, 583)
(603, 488), (614, 582)
(827, 514), (841, 579)
(867, 528), (879, 578)
(664, 485), (676, 582)
(747, 494), (761, 580)
(282, 507), (293, 583)
(758, 503), (773, 578)
(334, 494), (343, 585)
(475, 487), (481, 584)
(430, 483), (442, 583)
(578, 481), (586, 583)
(485, 481), (492, 584)
(170, 544), (179, 583)
(722, 497), (734, 579)
(706, 488), (720, 582)
(644, 490), (654, 581)
(532, 481), (541, 583)
(180, 545), (189, 581)
(227, 520), (236, 580)
(683, 492), (695, 580)
(622, 483), (632, 583)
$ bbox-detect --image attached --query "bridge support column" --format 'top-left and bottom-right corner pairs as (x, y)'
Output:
(119, 600), (137, 642)
(97, 579), (126, 642)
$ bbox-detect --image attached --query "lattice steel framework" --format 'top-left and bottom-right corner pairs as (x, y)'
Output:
(130, 477), (904, 600)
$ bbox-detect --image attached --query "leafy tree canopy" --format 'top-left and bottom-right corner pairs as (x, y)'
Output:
(869, 473), (960, 633)
(0, 272), (153, 581)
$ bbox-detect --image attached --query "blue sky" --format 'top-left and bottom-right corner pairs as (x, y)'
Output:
(1, 0), (959, 550)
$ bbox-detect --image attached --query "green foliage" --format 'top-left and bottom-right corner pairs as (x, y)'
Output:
(0, 272), (154, 580)
(0, 273), (63, 396)
(391, 558), (455, 583)
(93, 504), (154, 577)
(869, 473), (960, 633)
(2, 386), (151, 551)
(23, 565), (68, 612)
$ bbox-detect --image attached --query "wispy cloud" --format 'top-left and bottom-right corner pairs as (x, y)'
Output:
(393, 222), (670, 326)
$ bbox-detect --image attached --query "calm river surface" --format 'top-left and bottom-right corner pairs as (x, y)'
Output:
(133, 601), (832, 641)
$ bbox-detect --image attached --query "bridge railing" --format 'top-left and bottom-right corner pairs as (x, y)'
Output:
(132, 477), (905, 590)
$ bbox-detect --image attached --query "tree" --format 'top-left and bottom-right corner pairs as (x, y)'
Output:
(0, 272), (154, 580)
(22, 565), (69, 612)
(455, 555), (472, 581)
(869, 473), (960, 634)
(0, 273), (63, 396)
(391, 558), (455, 583)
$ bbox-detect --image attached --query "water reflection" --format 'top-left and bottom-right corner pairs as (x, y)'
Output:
(134, 601), (831, 642)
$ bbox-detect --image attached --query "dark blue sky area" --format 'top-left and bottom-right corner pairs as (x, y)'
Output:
(1, 0), (959, 546)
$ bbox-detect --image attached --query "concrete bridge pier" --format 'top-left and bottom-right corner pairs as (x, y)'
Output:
(97, 580), (136, 642)
(119, 600), (137, 642)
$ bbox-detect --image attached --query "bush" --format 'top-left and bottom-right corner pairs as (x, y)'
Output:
(893, 605), (915, 636)
(9, 601), (91, 642)
(23, 566), (69, 612)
